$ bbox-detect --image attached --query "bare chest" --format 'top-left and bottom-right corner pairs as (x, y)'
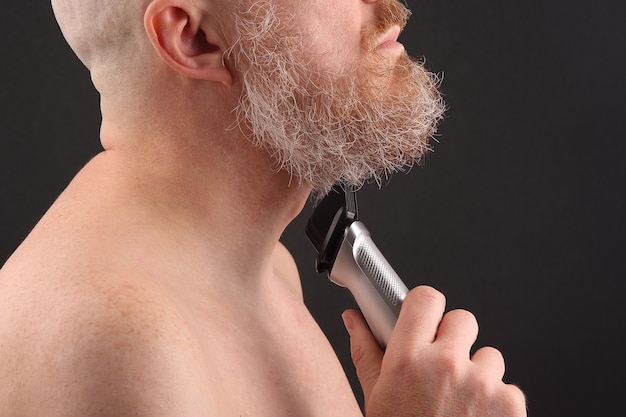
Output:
(184, 299), (363, 417)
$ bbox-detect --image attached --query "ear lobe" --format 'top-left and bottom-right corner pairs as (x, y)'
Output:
(144, 1), (232, 86)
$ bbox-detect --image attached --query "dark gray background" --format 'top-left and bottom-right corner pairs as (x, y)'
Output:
(1, 1), (624, 415)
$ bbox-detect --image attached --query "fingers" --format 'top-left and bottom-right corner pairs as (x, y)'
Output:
(472, 346), (506, 380)
(391, 287), (480, 356)
(342, 309), (383, 402)
(389, 286), (446, 350)
(435, 309), (479, 354)
(437, 310), (506, 380)
(359, 284), (526, 417)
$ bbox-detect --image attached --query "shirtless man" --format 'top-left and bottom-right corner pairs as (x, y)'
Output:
(0, 0), (526, 415)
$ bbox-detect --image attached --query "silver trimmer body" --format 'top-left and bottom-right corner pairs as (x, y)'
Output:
(306, 186), (409, 349)
(330, 221), (408, 348)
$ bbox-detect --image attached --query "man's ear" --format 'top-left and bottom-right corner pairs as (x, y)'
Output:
(144, 0), (232, 86)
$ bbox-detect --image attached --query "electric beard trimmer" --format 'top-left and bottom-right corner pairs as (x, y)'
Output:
(306, 185), (409, 348)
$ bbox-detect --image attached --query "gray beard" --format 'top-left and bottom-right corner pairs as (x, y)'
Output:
(226, 1), (445, 195)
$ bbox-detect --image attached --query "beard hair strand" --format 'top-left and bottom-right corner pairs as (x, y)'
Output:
(225, 0), (445, 196)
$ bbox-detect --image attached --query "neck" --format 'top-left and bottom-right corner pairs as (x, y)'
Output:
(95, 96), (311, 289)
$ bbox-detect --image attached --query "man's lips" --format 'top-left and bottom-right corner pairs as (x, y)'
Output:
(375, 26), (404, 51)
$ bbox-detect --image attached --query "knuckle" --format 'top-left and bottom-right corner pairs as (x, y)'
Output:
(472, 346), (507, 380)
(384, 345), (431, 380)
(470, 375), (493, 400)
(433, 347), (462, 377)
(481, 382), (527, 415)
(476, 345), (505, 362)
(409, 285), (446, 309)
(385, 346), (417, 375)
(448, 308), (478, 328)
(503, 384), (528, 414)
(451, 308), (477, 322)
(350, 341), (367, 368)
(464, 373), (500, 406)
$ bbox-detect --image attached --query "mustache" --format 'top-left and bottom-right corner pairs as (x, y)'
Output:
(362, 0), (412, 51)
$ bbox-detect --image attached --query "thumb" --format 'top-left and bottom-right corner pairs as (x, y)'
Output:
(342, 309), (384, 403)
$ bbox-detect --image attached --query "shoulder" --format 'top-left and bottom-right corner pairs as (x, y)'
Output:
(0, 271), (217, 416)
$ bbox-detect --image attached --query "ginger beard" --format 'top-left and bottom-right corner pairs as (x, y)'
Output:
(227, 0), (445, 195)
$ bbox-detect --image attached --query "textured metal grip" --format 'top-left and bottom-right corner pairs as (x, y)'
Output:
(355, 235), (406, 308)
(330, 221), (409, 347)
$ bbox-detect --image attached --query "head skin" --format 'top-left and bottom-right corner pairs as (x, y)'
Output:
(51, 0), (153, 102)
(51, 0), (444, 197)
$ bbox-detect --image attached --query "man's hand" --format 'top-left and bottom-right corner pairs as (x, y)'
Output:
(342, 286), (526, 417)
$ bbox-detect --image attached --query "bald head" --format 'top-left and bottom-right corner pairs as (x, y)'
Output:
(52, 0), (151, 74)
(51, 0), (240, 99)
(50, 0), (244, 140)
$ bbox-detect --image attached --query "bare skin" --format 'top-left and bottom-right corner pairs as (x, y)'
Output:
(0, 152), (362, 416)
(0, 0), (526, 415)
